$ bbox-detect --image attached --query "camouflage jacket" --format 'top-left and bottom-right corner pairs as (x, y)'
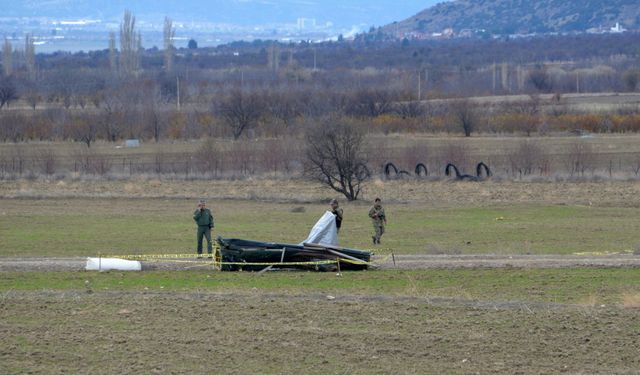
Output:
(368, 205), (386, 225)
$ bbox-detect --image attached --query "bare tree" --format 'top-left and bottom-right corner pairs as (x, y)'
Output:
(265, 90), (300, 130)
(508, 140), (549, 177)
(163, 17), (175, 73)
(68, 115), (98, 148)
(36, 148), (57, 175)
(394, 100), (425, 118)
(215, 90), (265, 140)
(0, 76), (18, 109)
(623, 69), (640, 92)
(142, 84), (166, 142)
(2, 38), (12, 76)
(346, 89), (394, 117)
(267, 44), (280, 72)
(527, 68), (552, 92)
(195, 138), (222, 177)
(99, 92), (125, 141)
(304, 120), (371, 201)
(508, 95), (542, 136)
(108, 32), (117, 73)
(450, 99), (478, 137)
(565, 141), (595, 177)
(24, 34), (36, 79)
(119, 10), (140, 76)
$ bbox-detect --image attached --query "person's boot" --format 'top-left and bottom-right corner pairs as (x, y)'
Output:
(372, 236), (376, 245)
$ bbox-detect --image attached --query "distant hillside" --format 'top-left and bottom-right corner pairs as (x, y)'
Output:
(386, 0), (640, 36)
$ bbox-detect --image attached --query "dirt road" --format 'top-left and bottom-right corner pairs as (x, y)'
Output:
(1, 254), (639, 272)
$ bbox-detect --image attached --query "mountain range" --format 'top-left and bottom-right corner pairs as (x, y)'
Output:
(386, 0), (640, 36)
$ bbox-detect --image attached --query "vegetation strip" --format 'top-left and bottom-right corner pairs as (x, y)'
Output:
(1, 268), (638, 307)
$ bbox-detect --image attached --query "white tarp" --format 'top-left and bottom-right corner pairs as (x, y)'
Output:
(301, 211), (338, 246)
(86, 257), (142, 271)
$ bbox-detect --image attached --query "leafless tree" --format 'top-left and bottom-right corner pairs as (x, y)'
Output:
(346, 89), (394, 117)
(565, 141), (595, 177)
(36, 148), (57, 175)
(108, 32), (117, 73)
(0, 76), (18, 109)
(24, 34), (36, 79)
(2, 38), (12, 76)
(99, 93), (125, 141)
(527, 68), (552, 93)
(304, 120), (370, 201)
(508, 140), (549, 177)
(195, 138), (222, 177)
(215, 90), (265, 140)
(265, 90), (300, 130)
(142, 84), (166, 142)
(163, 17), (175, 73)
(68, 115), (98, 148)
(24, 87), (40, 110)
(394, 100), (425, 118)
(450, 99), (479, 137)
(267, 44), (280, 72)
(119, 10), (140, 76)
(508, 95), (542, 136)
(623, 69), (640, 92)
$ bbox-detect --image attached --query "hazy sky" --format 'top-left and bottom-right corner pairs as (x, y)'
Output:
(4, 0), (445, 28)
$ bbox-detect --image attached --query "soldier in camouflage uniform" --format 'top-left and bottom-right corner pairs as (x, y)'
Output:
(193, 199), (215, 258)
(368, 197), (387, 245)
(330, 198), (343, 233)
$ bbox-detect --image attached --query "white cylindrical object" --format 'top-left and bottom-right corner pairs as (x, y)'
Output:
(86, 258), (141, 271)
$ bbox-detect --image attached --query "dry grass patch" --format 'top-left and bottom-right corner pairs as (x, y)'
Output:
(621, 292), (640, 309)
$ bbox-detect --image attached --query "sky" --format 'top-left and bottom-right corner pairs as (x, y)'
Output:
(2, 0), (445, 28)
(0, 0), (447, 51)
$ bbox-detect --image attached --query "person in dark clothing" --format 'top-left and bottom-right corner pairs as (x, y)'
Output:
(330, 198), (343, 233)
(193, 199), (214, 258)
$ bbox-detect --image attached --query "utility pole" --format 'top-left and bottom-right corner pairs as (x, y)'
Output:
(176, 76), (181, 111)
(313, 48), (317, 71)
(417, 71), (422, 101)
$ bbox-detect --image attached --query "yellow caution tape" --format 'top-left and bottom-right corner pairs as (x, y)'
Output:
(573, 250), (633, 256)
(101, 241), (386, 268)
(100, 254), (373, 267)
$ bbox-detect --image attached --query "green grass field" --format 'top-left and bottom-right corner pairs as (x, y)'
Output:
(2, 268), (639, 306)
(1, 198), (639, 257)
(2, 182), (640, 374)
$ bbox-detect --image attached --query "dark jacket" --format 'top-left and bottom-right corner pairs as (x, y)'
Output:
(193, 208), (214, 228)
(332, 207), (343, 229)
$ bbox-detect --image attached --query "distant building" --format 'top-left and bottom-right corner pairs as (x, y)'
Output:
(297, 18), (317, 30)
(610, 22), (626, 33)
